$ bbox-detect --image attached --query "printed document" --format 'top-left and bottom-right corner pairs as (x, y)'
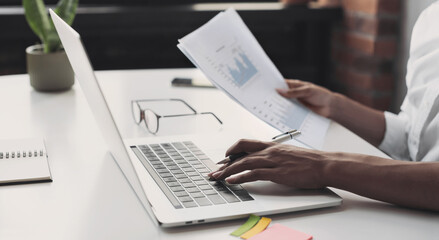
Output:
(178, 8), (329, 149)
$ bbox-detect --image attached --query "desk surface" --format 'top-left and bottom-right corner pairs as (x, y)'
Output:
(0, 69), (438, 240)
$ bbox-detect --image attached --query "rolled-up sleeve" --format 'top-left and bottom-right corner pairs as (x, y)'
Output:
(379, 111), (410, 160)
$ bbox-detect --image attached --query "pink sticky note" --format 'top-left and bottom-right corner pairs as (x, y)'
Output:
(248, 223), (313, 240)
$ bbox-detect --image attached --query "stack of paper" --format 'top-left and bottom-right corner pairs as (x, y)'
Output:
(178, 8), (329, 149)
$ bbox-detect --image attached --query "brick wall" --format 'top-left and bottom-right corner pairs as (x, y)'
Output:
(331, 0), (401, 110)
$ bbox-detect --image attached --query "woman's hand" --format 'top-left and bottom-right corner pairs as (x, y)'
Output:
(276, 79), (336, 118)
(209, 139), (329, 189)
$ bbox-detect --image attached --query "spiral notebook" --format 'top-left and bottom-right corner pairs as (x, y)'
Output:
(0, 138), (52, 185)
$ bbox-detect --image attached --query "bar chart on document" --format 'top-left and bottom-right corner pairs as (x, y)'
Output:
(178, 8), (330, 149)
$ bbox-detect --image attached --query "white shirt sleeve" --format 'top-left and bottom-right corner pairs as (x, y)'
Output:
(379, 111), (411, 160)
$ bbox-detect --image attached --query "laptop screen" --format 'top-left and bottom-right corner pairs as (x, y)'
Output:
(50, 9), (156, 222)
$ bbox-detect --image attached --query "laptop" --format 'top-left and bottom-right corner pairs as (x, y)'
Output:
(50, 10), (342, 227)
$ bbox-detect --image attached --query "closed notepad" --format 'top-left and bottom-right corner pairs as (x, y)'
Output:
(0, 138), (52, 185)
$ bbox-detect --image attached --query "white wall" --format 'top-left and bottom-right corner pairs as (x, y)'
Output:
(395, 0), (437, 111)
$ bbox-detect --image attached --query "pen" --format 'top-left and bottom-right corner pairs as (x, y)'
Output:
(216, 130), (301, 165)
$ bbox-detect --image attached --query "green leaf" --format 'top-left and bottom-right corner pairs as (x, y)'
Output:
(23, 0), (52, 48)
(23, 0), (79, 53)
(55, 0), (79, 25)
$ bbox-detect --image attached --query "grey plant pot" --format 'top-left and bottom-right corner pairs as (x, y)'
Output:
(26, 44), (74, 92)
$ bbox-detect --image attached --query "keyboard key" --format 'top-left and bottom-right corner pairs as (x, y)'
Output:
(171, 170), (184, 175)
(182, 167), (196, 172)
(143, 154), (156, 159)
(163, 160), (175, 164)
(193, 164), (206, 169)
(203, 189), (217, 195)
(182, 201), (198, 208)
(199, 185), (213, 191)
(153, 164), (166, 170)
(236, 192), (254, 201)
(207, 194), (226, 205)
(194, 197), (212, 206)
(175, 173), (187, 179)
(172, 142), (184, 148)
(168, 165), (180, 170)
(210, 181), (227, 191)
(178, 196), (193, 202)
(187, 172), (199, 177)
(180, 163), (191, 168)
(175, 191), (189, 197)
(198, 169), (210, 174)
(218, 190), (240, 203)
(194, 180), (207, 185)
(226, 184), (244, 191)
(170, 186), (185, 192)
(190, 192), (205, 198)
(186, 187), (200, 193)
(156, 168), (169, 174)
(159, 173), (173, 178)
(200, 172), (210, 178)
(162, 177), (176, 182)
(191, 176), (204, 181)
(178, 178), (192, 183)
(167, 182), (181, 187)
(182, 183), (196, 188)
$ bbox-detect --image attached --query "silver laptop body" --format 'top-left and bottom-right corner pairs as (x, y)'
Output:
(50, 10), (342, 227)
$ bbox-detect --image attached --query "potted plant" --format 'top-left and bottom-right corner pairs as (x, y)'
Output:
(23, 0), (78, 92)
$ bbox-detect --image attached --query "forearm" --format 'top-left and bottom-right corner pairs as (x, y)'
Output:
(329, 93), (386, 147)
(324, 152), (439, 211)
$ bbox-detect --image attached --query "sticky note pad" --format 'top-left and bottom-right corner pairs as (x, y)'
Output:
(231, 215), (261, 237)
(248, 223), (313, 240)
(240, 217), (271, 239)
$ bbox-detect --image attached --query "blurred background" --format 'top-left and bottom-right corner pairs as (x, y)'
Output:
(0, 0), (436, 112)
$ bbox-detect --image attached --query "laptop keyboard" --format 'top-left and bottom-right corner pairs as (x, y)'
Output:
(130, 141), (254, 209)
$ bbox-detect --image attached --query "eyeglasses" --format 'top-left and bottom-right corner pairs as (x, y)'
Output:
(131, 98), (223, 134)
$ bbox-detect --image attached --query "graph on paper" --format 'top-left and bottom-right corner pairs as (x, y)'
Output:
(178, 8), (330, 149)
(207, 45), (259, 88)
(226, 50), (258, 87)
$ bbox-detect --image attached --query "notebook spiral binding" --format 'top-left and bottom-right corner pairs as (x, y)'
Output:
(0, 150), (45, 159)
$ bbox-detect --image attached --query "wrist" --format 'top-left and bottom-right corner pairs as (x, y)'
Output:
(320, 151), (346, 188)
(327, 92), (344, 120)
(315, 151), (341, 188)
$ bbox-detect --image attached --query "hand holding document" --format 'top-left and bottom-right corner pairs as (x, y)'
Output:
(178, 8), (329, 149)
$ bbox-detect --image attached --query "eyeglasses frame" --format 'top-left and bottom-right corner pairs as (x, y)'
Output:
(131, 98), (222, 134)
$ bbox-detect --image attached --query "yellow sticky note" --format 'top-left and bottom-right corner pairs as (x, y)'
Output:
(240, 217), (271, 239)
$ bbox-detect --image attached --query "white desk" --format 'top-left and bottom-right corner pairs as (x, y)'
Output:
(0, 69), (438, 240)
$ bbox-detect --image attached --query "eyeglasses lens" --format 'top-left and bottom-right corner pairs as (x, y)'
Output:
(144, 109), (159, 133)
